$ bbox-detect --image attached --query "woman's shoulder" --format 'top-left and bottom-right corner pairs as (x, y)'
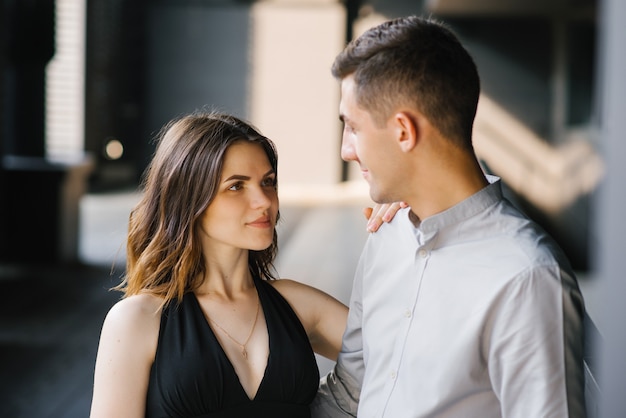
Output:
(102, 293), (163, 340)
(107, 293), (163, 318)
(97, 293), (164, 363)
(268, 279), (344, 312)
(268, 278), (314, 298)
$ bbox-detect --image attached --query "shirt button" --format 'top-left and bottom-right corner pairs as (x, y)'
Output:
(390, 371), (397, 380)
(418, 249), (428, 258)
(404, 309), (412, 318)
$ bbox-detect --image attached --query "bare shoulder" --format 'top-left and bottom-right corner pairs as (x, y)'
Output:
(269, 277), (303, 291)
(269, 279), (346, 315)
(101, 293), (163, 348)
(269, 278), (322, 301)
(91, 293), (164, 417)
(105, 293), (162, 324)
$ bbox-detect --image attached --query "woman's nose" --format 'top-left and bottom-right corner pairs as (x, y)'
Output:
(251, 187), (273, 209)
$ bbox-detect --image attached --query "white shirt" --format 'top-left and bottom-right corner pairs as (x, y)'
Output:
(312, 179), (586, 417)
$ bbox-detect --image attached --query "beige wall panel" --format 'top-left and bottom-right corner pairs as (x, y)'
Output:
(250, 2), (345, 186)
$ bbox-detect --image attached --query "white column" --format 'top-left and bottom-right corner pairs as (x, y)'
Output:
(45, 0), (86, 159)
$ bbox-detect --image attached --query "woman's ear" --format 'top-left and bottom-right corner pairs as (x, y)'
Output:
(394, 111), (419, 153)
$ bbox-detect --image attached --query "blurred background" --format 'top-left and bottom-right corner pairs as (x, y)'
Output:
(0, 0), (624, 416)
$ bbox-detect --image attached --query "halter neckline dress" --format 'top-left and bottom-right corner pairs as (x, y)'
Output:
(145, 277), (320, 417)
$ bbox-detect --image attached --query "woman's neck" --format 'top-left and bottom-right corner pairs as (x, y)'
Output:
(198, 247), (253, 298)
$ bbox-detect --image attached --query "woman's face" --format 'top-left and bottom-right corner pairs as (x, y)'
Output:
(199, 141), (278, 253)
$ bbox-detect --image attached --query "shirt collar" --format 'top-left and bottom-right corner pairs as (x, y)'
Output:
(410, 175), (502, 243)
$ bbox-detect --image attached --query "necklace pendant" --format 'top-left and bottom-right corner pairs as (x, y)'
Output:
(242, 347), (248, 359)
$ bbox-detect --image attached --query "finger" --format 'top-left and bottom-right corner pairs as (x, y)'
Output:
(367, 218), (382, 232)
(365, 204), (387, 222)
(372, 204), (389, 220)
(366, 204), (387, 232)
(381, 202), (402, 222)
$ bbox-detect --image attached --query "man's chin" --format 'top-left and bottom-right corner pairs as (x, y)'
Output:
(368, 188), (394, 205)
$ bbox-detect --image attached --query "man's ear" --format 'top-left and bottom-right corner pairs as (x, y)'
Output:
(393, 111), (419, 153)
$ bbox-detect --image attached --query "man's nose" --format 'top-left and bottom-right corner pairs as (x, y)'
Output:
(340, 134), (356, 162)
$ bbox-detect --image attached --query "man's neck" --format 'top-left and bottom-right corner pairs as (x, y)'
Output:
(406, 152), (488, 221)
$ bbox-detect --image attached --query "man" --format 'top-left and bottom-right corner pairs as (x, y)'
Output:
(312, 15), (586, 417)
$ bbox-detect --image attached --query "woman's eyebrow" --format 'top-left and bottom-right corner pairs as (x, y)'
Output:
(223, 174), (250, 182)
(223, 169), (275, 183)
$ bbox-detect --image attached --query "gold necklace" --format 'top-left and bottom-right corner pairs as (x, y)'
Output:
(209, 296), (260, 359)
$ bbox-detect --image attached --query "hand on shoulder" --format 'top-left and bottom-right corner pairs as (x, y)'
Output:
(364, 201), (408, 232)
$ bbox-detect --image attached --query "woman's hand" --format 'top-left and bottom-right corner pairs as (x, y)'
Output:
(364, 202), (408, 232)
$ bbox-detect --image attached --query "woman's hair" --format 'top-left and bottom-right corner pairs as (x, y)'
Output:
(332, 15), (480, 151)
(116, 111), (279, 305)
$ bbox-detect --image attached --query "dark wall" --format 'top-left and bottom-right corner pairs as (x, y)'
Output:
(84, 0), (252, 190)
(142, 1), (251, 175)
(84, 0), (148, 190)
(2, 0), (55, 158)
(0, 1), (7, 244)
(0, 0), (60, 263)
(450, 18), (553, 136)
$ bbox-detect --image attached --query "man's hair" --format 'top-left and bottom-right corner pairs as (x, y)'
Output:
(332, 15), (480, 150)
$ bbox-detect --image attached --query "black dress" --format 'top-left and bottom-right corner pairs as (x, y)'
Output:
(145, 277), (320, 418)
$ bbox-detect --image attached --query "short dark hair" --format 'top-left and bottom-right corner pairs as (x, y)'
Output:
(332, 15), (480, 150)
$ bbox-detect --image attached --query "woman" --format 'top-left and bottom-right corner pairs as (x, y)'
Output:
(89, 111), (396, 417)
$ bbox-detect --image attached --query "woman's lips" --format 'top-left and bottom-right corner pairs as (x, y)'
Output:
(247, 216), (272, 228)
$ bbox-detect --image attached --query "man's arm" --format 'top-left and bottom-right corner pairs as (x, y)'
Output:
(311, 252), (367, 417)
(311, 361), (360, 417)
(490, 265), (586, 417)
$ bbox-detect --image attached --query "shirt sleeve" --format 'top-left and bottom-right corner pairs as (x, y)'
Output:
(487, 264), (586, 418)
(311, 253), (367, 417)
(311, 361), (360, 417)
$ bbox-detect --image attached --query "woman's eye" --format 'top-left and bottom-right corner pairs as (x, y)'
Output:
(262, 177), (277, 188)
(228, 182), (243, 191)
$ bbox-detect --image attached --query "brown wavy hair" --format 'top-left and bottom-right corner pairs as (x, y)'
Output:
(116, 111), (279, 305)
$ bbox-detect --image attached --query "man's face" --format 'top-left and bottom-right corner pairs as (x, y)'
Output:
(339, 75), (399, 203)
